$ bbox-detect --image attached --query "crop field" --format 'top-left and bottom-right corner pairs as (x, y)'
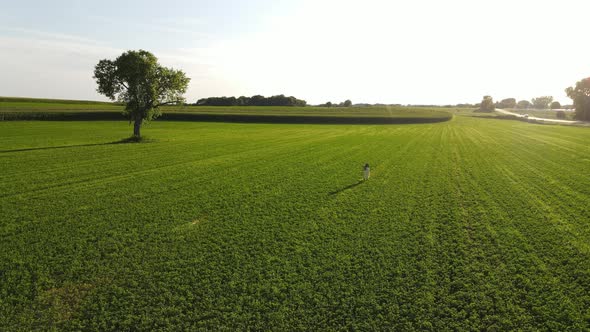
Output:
(1, 116), (590, 330)
(0, 97), (122, 111)
(0, 98), (453, 124)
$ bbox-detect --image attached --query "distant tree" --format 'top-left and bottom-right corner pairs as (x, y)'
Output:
(517, 100), (532, 109)
(566, 78), (590, 121)
(556, 110), (566, 119)
(227, 96), (237, 106)
(531, 96), (553, 109)
(479, 95), (495, 112)
(237, 96), (249, 106)
(325, 102), (333, 107)
(94, 50), (190, 138)
(550, 101), (561, 109)
(343, 99), (352, 107)
(497, 98), (516, 109)
(250, 95), (265, 106)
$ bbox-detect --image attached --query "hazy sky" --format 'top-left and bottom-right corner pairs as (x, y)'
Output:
(1, 0), (588, 105)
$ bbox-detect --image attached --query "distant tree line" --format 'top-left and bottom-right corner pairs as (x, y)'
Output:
(318, 100), (352, 107)
(473, 96), (572, 111)
(491, 96), (562, 110)
(470, 77), (590, 121)
(194, 95), (307, 107)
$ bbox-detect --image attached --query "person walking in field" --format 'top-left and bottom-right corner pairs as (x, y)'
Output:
(363, 163), (370, 180)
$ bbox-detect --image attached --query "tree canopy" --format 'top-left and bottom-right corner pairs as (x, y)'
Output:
(531, 96), (553, 109)
(496, 98), (516, 109)
(566, 78), (590, 121)
(517, 100), (532, 109)
(195, 95), (306, 107)
(550, 101), (561, 109)
(319, 100), (352, 107)
(94, 50), (190, 137)
(478, 96), (495, 112)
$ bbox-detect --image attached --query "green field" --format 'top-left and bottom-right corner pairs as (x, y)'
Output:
(1, 116), (590, 330)
(0, 97), (122, 110)
(0, 98), (453, 124)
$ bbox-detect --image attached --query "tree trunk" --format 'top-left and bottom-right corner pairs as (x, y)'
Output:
(133, 117), (142, 137)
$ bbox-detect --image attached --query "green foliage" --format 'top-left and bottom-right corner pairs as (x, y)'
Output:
(1, 118), (589, 330)
(94, 50), (190, 136)
(517, 100), (532, 109)
(531, 96), (554, 109)
(319, 100), (353, 107)
(556, 110), (566, 119)
(566, 77), (590, 121)
(195, 95), (306, 107)
(550, 101), (561, 109)
(497, 98), (516, 109)
(478, 95), (495, 112)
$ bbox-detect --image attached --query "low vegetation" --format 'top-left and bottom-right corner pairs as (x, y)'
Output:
(1, 116), (589, 330)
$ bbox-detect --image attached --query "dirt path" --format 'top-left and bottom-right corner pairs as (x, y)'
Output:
(495, 108), (584, 125)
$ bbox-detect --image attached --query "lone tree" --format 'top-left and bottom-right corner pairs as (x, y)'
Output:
(94, 50), (190, 138)
(550, 101), (561, 109)
(531, 96), (553, 109)
(566, 77), (590, 121)
(479, 95), (495, 112)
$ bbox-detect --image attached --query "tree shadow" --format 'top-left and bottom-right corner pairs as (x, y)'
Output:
(329, 180), (364, 196)
(0, 137), (153, 153)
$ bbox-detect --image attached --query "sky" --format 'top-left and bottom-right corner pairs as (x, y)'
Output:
(1, 0), (589, 105)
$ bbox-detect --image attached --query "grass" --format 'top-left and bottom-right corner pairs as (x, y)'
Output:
(1, 117), (589, 330)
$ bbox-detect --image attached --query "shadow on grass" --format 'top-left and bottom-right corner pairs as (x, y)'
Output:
(0, 137), (155, 153)
(329, 180), (364, 196)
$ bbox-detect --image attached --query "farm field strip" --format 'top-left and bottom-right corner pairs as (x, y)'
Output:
(1, 117), (590, 330)
(0, 101), (454, 124)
